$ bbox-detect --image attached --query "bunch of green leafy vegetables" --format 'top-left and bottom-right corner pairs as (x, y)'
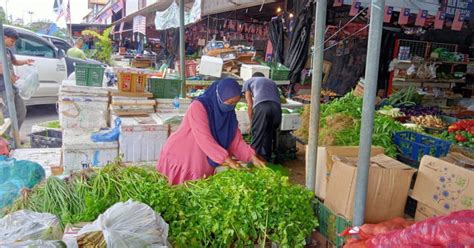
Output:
(10, 163), (317, 247)
(317, 93), (407, 157)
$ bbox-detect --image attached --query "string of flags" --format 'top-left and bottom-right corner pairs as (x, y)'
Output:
(335, 0), (467, 31)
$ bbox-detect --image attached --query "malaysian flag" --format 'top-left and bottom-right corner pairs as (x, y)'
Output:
(112, 0), (124, 13)
(398, 8), (410, 25)
(133, 15), (146, 35)
(452, 10), (464, 31)
(384, 6), (393, 23)
(349, 1), (361, 16)
(434, 11), (445, 29)
(415, 10), (428, 26)
(333, 0), (343, 7)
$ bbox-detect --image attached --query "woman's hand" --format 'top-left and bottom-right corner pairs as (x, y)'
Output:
(223, 157), (241, 169)
(251, 154), (266, 168)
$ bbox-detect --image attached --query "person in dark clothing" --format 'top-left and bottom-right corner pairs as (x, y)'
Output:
(243, 72), (282, 161)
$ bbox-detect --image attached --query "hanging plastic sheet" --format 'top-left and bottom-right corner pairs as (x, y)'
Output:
(154, 0), (201, 31)
(269, 17), (285, 64)
(284, 5), (313, 84)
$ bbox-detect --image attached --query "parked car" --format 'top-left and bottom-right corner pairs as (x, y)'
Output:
(6, 25), (103, 106)
(40, 34), (73, 54)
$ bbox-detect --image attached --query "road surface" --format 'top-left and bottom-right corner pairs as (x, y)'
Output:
(21, 105), (58, 144)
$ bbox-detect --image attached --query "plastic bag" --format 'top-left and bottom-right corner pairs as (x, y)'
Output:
(91, 118), (121, 142)
(2, 240), (66, 248)
(77, 200), (170, 248)
(366, 210), (474, 247)
(0, 210), (63, 243)
(15, 66), (39, 100)
(0, 182), (19, 210)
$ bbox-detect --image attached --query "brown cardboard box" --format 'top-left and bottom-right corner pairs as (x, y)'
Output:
(325, 154), (416, 223)
(415, 201), (445, 222)
(308, 146), (384, 200)
(412, 156), (474, 214)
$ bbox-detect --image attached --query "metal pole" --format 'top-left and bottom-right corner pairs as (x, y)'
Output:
(0, 22), (20, 148)
(306, 0), (326, 191)
(353, 0), (385, 226)
(179, 0), (186, 97)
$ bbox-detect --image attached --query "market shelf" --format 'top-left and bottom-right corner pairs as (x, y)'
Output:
(393, 78), (466, 83)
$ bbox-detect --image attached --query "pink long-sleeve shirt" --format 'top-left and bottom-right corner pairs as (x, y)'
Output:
(157, 101), (255, 185)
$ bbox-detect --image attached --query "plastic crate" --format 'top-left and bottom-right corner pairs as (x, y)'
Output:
(148, 78), (182, 98)
(393, 131), (451, 162)
(29, 130), (62, 148)
(262, 62), (290, 81)
(75, 64), (104, 87)
(315, 200), (352, 247)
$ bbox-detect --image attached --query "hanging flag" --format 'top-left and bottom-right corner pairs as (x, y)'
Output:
(398, 8), (410, 25)
(333, 0), (343, 7)
(55, 0), (64, 22)
(452, 10), (464, 31)
(384, 6), (393, 23)
(434, 11), (445, 29)
(349, 1), (361, 16)
(112, 0), (124, 13)
(415, 10), (428, 26)
(133, 15), (146, 35)
(65, 0), (71, 22)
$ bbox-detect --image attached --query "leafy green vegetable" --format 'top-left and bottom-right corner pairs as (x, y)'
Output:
(10, 163), (317, 247)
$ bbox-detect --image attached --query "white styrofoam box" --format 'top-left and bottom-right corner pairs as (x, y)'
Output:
(155, 98), (192, 114)
(60, 83), (109, 97)
(199, 56), (224, 77)
(240, 64), (270, 81)
(58, 96), (109, 129)
(281, 113), (301, 131)
(11, 148), (62, 178)
(236, 110), (251, 134)
(118, 114), (169, 163)
(62, 129), (118, 173)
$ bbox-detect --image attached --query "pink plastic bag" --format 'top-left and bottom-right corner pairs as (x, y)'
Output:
(367, 210), (474, 247)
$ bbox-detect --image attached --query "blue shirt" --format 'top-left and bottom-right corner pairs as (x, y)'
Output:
(242, 77), (280, 108)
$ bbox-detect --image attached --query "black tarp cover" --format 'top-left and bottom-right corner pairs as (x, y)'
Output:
(269, 17), (285, 64)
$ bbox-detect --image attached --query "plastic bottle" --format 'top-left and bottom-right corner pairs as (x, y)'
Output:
(173, 95), (180, 114)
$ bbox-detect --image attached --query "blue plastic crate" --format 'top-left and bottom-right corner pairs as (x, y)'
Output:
(393, 131), (451, 162)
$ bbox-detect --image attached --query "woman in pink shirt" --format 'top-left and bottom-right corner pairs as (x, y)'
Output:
(157, 78), (266, 185)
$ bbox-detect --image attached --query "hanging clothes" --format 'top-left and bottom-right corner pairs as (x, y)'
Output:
(269, 17), (285, 64)
(285, 5), (314, 84)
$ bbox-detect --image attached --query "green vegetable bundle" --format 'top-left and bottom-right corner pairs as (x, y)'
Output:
(295, 92), (407, 157)
(10, 164), (317, 248)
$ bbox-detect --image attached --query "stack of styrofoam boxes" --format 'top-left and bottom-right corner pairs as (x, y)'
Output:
(155, 98), (192, 136)
(58, 82), (118, 173)
(110, 114), (168, 164)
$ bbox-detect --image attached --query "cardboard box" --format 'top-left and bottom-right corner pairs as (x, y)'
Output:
(415, 201), (445, 222)
(325, 154), (416, 223)
(309, 146), (384, 200)
(412, 156), (474, 214)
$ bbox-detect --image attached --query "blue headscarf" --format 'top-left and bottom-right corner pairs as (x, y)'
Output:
(196, 78), (241, 167)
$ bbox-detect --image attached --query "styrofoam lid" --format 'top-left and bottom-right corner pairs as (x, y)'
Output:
(119, 114), (165, 127)
(63, 129), (118, 149)
(241, 64), (271, 70)
(201, 55), (224, 63)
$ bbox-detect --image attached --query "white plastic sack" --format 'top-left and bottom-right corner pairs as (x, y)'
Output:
(0, 210), (62, 243)
(154, 0), (201, 30)
(2, 240), (66, 248)
(15, 66), (39, 100)
(77, 200), (169, 248)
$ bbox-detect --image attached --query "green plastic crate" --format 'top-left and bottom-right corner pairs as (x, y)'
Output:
(262, 62), (290, 81)
(148, 78), (182, 98)
(315, 200), (352, 247)
(75, 64), (104, 87)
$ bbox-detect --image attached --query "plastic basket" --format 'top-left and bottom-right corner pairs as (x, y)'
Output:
(393, 131), (451, 162)
(315, 199), (352, 247)
(29, 130), (62, 148)
(148, 78), (182, 98)
(75, 64), (104, 87)
(262, 62), (290, 81)
(175, 60), (198, 78)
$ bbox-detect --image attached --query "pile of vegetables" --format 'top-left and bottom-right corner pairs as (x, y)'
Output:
(440, 120), (474, 148)
(295, 93), (407, 157)
(9, 162), (317, 247)
(379, 87), (422, 107)
(410, 115), (446, 129)
(399, 106), (443, 118)
(377, 106), (405, 118)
